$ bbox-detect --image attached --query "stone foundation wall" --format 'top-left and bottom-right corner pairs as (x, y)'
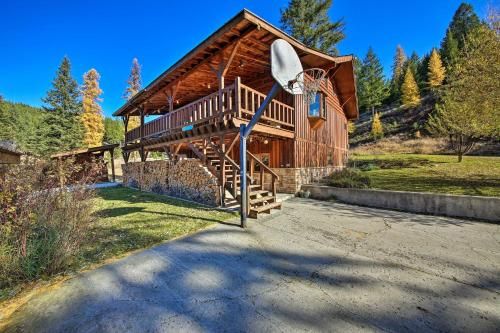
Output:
(122, 159), (221, 206)
(264, 166), (342, 193)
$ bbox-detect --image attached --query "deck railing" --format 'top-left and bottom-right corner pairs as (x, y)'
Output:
(125, 79), (295, 143)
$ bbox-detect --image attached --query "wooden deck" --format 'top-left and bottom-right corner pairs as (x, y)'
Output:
(124, 78), (295, 145)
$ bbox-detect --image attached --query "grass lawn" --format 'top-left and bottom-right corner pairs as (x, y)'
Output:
(0, 187), (236, 304)
(350, 154), (500, 197)
(80, 186), (236, 267)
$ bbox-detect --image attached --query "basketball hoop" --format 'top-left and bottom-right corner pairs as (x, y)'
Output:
(289, 68), (327, 103)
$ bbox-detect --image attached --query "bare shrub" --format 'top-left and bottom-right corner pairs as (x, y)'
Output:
(0, 158), (101, 289)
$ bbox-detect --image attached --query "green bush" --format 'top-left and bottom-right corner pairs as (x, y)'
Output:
(328, 169), (371, 188)
(0, 160), (97, 291)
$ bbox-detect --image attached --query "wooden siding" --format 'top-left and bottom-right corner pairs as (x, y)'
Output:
(293, 77), (348, 168)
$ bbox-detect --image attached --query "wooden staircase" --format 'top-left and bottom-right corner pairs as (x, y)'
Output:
(189, 140), (281, 218)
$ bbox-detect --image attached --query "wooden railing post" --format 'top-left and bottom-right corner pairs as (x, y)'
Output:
(232, 168), (237, 198)
(235, 77), (241, 118)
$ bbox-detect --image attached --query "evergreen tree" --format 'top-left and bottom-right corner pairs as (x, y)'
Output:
(124, 58), (142, 130)
(417, 52), (431, 91)
(81, 69), (104, 147)
(36, 57), (83, 156)
(401, 68), (421, 107)
(357, 47), (388, 112)
(428, 21), (500, 162)
(371, 112), (383, 139)
(427, 49), (446, 89)
(0, 98), (16, 141)
(405, 52), (422, 87)
(389, 45), (407, 102)
(440, 29), (460, 69)
(280, 0), (345, 55)
(104, 117), (124, 144)
(440, 2), (481, 68)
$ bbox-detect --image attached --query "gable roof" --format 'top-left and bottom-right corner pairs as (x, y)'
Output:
(113, 9), (358, 120)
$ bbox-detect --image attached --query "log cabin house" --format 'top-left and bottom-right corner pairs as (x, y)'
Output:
(114, 9), (358, 218)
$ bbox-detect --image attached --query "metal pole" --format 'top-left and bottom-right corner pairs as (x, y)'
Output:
(240, 125), (247, 228)
(239, 82), (282, 228)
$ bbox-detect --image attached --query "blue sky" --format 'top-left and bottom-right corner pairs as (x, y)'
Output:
(0, 0), (492, 117)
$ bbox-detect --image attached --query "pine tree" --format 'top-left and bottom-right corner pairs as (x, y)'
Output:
(371, 112), (383, 139)
(124, 58), (142, 130)
(104, 117), (125, 144)
(389, 45), (407, 102)
(405, 52), (422, 87)
(427, 49), (446, 89)
(280, 0), (345, 55)
(36, 57), (83, 156)
(357, 47), (388, 112)
(440, 29), (460, 69)
(0, 98), (16, 141)
(401, 68), (421, 107)
(441, 3), (481, 68)
(417, 52), (431, 91)
(81, 69), (104, 147)
(428, 20), (500, 162)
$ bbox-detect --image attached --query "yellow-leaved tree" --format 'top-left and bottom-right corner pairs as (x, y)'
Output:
(401, 68), (421, 107)
(81, 69), (104, 147)
(371, 112), (383, 139)
(427, 49), (446, 89)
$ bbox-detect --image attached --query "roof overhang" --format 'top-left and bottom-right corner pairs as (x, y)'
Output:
(51, 143), (119, 159)
(113, 9), (358, 120)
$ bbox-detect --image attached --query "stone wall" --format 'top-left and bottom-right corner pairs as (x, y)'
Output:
(302, 185), (500, 222)
(260, 166), (342, 193)
(122, 159), (221, 206)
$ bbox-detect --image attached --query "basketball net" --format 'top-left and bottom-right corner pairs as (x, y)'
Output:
(289, 68), (327, 103)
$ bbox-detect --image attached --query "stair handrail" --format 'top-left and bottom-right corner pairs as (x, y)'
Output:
(207, 141), (254, 183)
(246, 151), (279, 197)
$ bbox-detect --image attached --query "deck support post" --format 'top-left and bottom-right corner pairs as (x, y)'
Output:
(220, 134), (226, 207)
(239, 82), (281, 228)
(110, 148), (116, 182)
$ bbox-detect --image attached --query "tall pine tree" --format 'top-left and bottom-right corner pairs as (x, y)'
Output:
(280, 0), (345, 55)
(357, 47), (388, 112)
(124, 58), (142, 130)
(36, 57), (83, 156)
(440, 29), (460, 69)
(427, 49), (446, 89)
(440, 2), (481, 68)
(81, 69), (104, 147)
(389, 45), (407, 102)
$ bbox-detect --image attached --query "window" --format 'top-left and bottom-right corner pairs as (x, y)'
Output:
(308, 93), (327, 118)
(254, 153), (270, 172)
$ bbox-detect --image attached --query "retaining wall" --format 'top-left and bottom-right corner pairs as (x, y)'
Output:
(122, 159), (221, 206)
(301, 185), (500, 222)
(267, 167), (342, 193)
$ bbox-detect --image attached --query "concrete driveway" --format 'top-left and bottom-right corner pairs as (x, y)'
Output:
(2, 198), (500, 332)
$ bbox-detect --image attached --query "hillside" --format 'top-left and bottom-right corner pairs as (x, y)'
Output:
(0, 100), (44, 153)
(350, 95), (435, 146)
(350, 96), (499, 156)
